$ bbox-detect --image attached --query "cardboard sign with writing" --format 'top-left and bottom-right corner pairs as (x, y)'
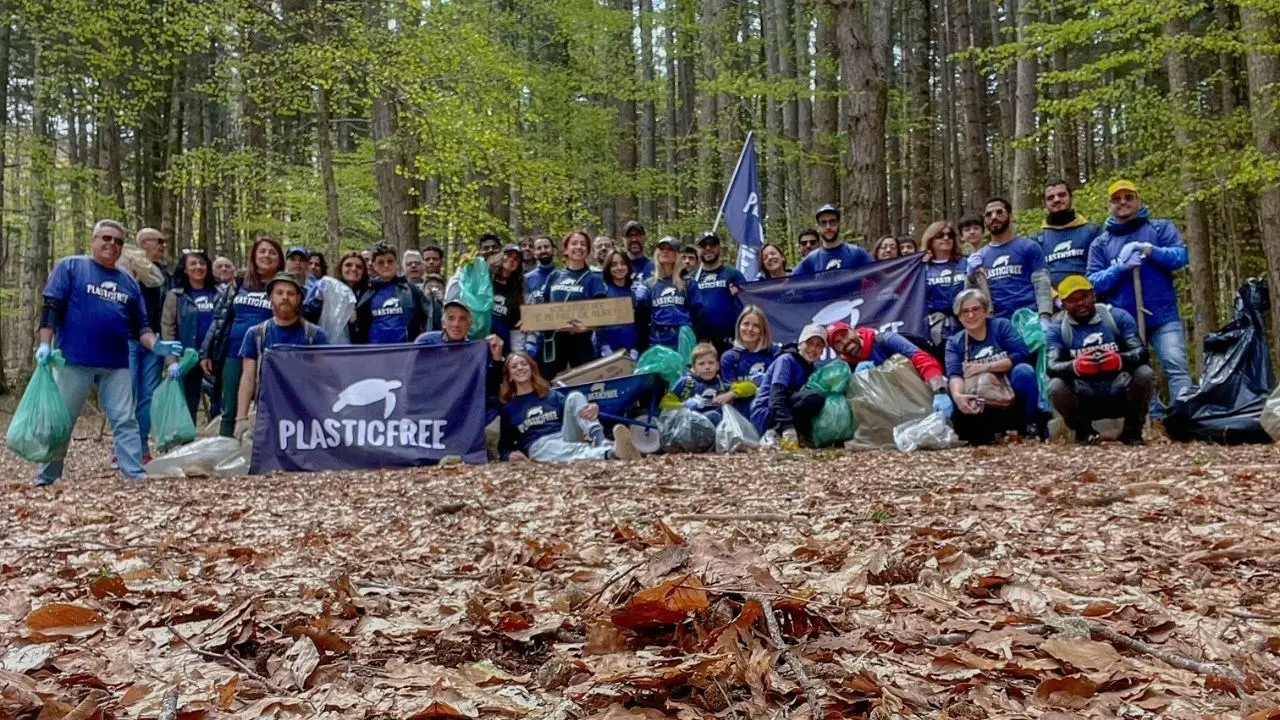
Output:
(522, 297), (635, 332)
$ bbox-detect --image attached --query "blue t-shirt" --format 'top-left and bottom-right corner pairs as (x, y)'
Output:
(227, 287), (274, 359)
(542, 266), (607, 303)
(646, 275), (699, 349)
(630, 256), (654, 285)
(792, 243), (874, 276)
(720, 342), (780, 387)
(974, 237), (1046, 319)
(238, 320), (329, 359)
(1046, 305), (1139, 359)
(500, 389), (568, 457)
(1039, 221), (1100, 287)
(691, 266), (746, 343)
(188, 287), (218, 348)
(43, 256), (149, 369)
(925, 259), (967, 316)
(595, 282), (643, 356)
(524, 263), (556, 299)
(367, 283), (408, 344)
(944, 318), (1030, 378)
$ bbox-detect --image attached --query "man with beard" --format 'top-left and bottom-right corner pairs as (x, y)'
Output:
(591, 235), (614, 270)
(690, 231), (746, 352)
(792, 203), (873, 276)
(1047, 275), (1154, 444)
(523, 234), (557, 299)
(1036, 181), (1100, 288)
(233, 273), (328, 440)
(622, 220), (653, 283)
(519, 235), (536, 273)
(966, 197), (1053, 328)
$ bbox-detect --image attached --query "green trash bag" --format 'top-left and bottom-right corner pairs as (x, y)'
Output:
(636, 345), (685, 387)
(454, 256), (494, 340)
(805, 361), (856, 447)
(151, 349), (200, 452)
(1012, 308), (1049, 404)
(677, 326), (697, 365)
(5, 351), (73, 463)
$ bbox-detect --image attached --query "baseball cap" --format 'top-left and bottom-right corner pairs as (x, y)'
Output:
(622, 220), (646, 236)
(286, 245), (309, 259)
(1057, 275), (1093, 299)
(267, 273), (303, 292)
(655, 236), (678, 250)
(1108, 180), (1139, 198)
(697, 231), (721, 247)
(815, 203), (840, 220)
(502, 244), (522, 256)
(798, 324), (827, 346)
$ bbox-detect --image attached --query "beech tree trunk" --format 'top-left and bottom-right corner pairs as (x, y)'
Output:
(1011, 0), (1037, 212)
(811, 2), (839, 211)
(1241, 5), (1280, 361)
(834, 0), (889, 242)
(316, 86), (342, 261)
(909, 0), (934, 233)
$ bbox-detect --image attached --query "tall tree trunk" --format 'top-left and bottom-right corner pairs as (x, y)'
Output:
(1048, 2), (1079, 184)
(954, 0), (989, 209)
(834, 0), (889, 242)
(1010, 0), (1037, 212)
(0, 17), (9, 390)
(909, 0), (933, 233)
(676, 0), (697, 209)
(1164, 16), (1217, 372)
(811, 1), (839, 210)
(698, 0), (721, 211)
(794, 0), (812, 186)
(774, 0), (799, 228)
(26, 44), (54, 367)
(614, 0), (638, 229)
(371, 91), (414, 251)
(99, 105), (126, 216)
(1240, 5), (1280, 361)
(68, 92), (87, 255)
(991, 0), (1015, 194)
(940, 0), (963, 217)
(639, 0), (657, 222)
(316, 86), (342, 261)
(664, 0), (681, 218)
(887, 3), (904, 236)
(160, 62), (184, 242)
(763, 0), (784, 226)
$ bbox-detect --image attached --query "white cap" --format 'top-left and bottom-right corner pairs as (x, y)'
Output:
(798, 324), (826, 345)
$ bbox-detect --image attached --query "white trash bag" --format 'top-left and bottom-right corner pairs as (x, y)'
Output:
(315, 276), (356, 345)
(715, 404), (760, 454)
(893, 411), (962, 453)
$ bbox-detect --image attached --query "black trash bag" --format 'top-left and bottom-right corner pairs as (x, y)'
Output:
(657, 408), (717, 454)
(1165, 279), (1275, 444)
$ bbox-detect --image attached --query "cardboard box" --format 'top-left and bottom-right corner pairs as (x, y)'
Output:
(552, 350), (636, 385)
(522, 297), (635, 332)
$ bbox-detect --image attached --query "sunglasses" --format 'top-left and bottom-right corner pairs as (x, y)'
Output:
(1112, 193), (1137, 203)
(99, 234), (125, 246)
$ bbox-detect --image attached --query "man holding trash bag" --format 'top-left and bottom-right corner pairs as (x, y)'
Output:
(32, 219), (184, 485)
(825, 321), (954, 418)
(1046, 276), (1155, 445)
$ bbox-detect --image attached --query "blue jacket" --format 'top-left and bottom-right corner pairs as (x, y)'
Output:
(524, 262), (557, 299)
(690, 265), (745, 344)
(645, 275), (699, 349)
(749, 348), (815, 432)
(594, 281), (645, 357)
(793, 243), (873, 276)
(1085, 208), (1187, 329)
(1037, 213), (1101, 288)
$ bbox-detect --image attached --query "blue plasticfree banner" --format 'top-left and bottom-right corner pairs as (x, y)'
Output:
(251, 341), (489, 473)
(737, 254), (928, 343)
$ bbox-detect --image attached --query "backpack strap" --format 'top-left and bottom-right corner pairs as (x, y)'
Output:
(1060, 304), (1120, 349)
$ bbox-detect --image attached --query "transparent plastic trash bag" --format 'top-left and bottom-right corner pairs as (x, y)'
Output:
(846, 355), (934, 448)
(144, 436), (242, 477)
(715, 404), (760, 453)
(893, 411), (962, 453)
(315, 276), (356, 344)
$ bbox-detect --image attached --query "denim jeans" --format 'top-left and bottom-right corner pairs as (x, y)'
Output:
(951, 363), (1040, 445)
(37, 365), (144, 485)
(1148, 320), (1192, 414)
(128, 340), (163, 450)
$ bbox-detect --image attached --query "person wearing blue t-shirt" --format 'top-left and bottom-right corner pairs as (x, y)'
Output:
(498, 351), (641, 462)
(644, 237), (700, 351)
(233, 274), (328, 440)
(622, 220), (654, 285)
(161, 250), (219, 422)
(596, 250), (647, 359)
(1046, 276), (1155, 445)
(690, 232), (746, 352)
(945, 289), (1041, 445)
(352, 244), (440, 345)
(201, 235), (284, 438)
(792, 204), (874, 276)
(965, 197), (1053, 324)
(536, 230), (609, 378)
(719, 306), (780, 414)
(1037, 181), (1101, 288)
(671, 343), (751, 429)
(523, 235), (557, 300)
(34, 219), (184, 486)
(921, 220), (967, 347)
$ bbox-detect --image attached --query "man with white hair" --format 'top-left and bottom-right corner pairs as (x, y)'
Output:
(34, 219), (184, 485)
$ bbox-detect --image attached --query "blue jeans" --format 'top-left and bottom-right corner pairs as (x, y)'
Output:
(38, 365), (145, 485)
(129, 340), (163, 450)
(1148, 320), (1191, 415)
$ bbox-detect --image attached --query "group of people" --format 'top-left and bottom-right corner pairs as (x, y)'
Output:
(29, 176), (1190, 482)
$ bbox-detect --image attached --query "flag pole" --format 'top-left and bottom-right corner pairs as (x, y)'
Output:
(712, 131), (755, 234)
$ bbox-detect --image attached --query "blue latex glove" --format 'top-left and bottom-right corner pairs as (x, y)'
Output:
(599, 344), (613, 357)
(34, 342), (50, 365)
(855, 360), (876, 375)
(966, 254), (984, 275)
(932, 393), (955, 416)
(682, 398), (703, 411)
(629, 349), (639, 361)
(151, 340), (183, 357)
(167, 364), (181, 380)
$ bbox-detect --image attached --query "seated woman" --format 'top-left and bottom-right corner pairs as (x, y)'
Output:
(499, 351), (641, 462)
(749, 324), (828, 450)
(719, 306), (779, 414)
(944, 289), (1042, 445)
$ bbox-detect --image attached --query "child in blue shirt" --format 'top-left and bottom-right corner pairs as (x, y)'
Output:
(672, 342), (751, 429)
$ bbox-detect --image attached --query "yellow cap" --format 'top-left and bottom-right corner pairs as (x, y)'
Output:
(1057, 275), (1093, 299)
(1108, 179), (1139, 198)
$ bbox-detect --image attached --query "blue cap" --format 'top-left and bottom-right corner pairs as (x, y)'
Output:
(286, 245), (309, 259)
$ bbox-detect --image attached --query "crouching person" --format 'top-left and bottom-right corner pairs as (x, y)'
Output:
(749, 324), (828, 450)
(1047, 276), (1154, 445)
(825, 321), (954, 417)
(945, 289), (1041, 445)
(499, 351), (641, 462)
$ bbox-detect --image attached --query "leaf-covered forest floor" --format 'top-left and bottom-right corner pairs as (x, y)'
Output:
(2, 433), (1279, 719)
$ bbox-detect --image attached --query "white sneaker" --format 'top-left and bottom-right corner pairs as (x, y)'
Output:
(611, 425), (640, 460)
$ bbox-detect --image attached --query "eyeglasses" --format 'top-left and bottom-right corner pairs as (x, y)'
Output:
(1112, 193), (1137, 203)
(983, 209), (1006, 218)
(959, 305), (986, 316)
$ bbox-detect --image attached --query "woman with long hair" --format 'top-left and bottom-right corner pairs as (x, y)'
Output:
(922, 220), (967, 347)
(161, 251), (218, 421)
(498, 352), (640, 462)
(489, 245), (525, 354)
(535, 230), (608, 378)
(200, 235), (284, 437)
(757, 243), (789, 280)
(872, 235), (900, 261)
(308, 252), (328, 279)
(645, 237), (699, 351)
(595, 250), (646, 358)
(719, 306), (780, 414)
